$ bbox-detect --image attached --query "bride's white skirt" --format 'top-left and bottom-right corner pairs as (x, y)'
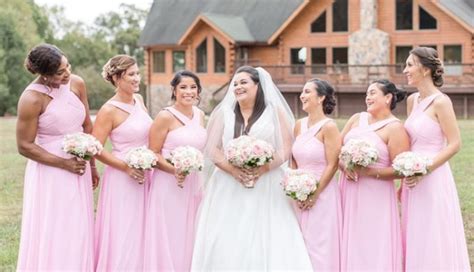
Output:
(191, 167), (312, 271)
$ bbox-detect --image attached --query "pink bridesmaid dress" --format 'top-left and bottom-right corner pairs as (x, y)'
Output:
(401, 93), (470, 271)
(339, 112), (402, 271)
(94, 98), (153, 271)
(144, 106), (207, 271)
(292, 118), (342, 271)
(17, 83), (94, 271)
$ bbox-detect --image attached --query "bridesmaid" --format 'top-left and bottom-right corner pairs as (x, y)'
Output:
(144, 70), (207, 271)
(93, 55), (152, 271)
(291, 78), (342, 271)
(16, 44), (97, 270)
(339, 79), (410, 271)
(401, 47), (470, 270)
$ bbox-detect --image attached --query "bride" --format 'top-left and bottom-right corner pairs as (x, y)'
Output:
(192, 66), (312, 270)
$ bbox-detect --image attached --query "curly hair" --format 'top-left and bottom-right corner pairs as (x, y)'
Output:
(410, 47), (444, 87)
(24, 44), (64, 76)
(102, 55), (137, 86)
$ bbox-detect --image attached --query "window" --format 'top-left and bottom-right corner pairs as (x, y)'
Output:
(172, 51), (185, 72)
(311, 11), (326, 33)
(291, 48), (307, 74)
(152, 51), (165, 73)
(395, 46), (412, 73)
(396, 0), (413, 30)
(214, 38), (226, 73)
(332, 47), (348, 73)
(196, 39), (207, 73)
(419, 7), (437, 29)
(420, 45), (437, 50)
(444, 45), (462, 75)
(332, 0), (348, 32)
(311, 48), (326, 74)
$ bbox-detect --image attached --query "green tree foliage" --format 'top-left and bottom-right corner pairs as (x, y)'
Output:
(0, 0), (147, 115)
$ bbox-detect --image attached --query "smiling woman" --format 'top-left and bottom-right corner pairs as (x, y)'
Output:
(92, 54), (152, 271)
(16, 43), (96, 271)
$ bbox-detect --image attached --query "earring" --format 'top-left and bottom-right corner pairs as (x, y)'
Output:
(386, 101), (390, 104)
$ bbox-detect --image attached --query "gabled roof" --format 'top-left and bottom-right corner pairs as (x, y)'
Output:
(432, 0), (474, 32)
(139, 0), (305, 47)
(178, 13), (255, 45)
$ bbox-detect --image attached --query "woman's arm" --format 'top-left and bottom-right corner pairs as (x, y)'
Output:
(431, 95), (461, 170)
(300, 121), (341, 209)
(16, 90), (86, 174)
(289, 119), (301, 169)
(92, 105), (145, 182)
(361, 121), (411, 180)
(71, 75), (99, 187)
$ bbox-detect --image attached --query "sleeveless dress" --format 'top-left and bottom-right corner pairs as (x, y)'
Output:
(17, 83), (94, 271)
(191, 105), (312, 271)
(339, 112), (402, 271)
(144, 106), (207, 271)
(292, 118), (342, 271)
(94, 99), (153, 271)
(401, 93), (470, 271)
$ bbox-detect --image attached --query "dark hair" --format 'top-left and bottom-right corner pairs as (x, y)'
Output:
(233, 66), (266, 138)
(170, 70), (202, 100)
(410, 47), (444, 87)
(306, 78), (336, 114)
(102, 55), (137, 87)
(24, 44), (64, 76)
(372, 79), (406, 110)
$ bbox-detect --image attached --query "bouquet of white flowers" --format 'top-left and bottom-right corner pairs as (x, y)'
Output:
(166, 146), (204, 176)
(125, 146), (157, 170)
(281, 169), (318, 201)
(62, 132), (103, 160)
(225, 135), (274, 169)
(339, 139), (378, 170)
(392, 151), (432, 177)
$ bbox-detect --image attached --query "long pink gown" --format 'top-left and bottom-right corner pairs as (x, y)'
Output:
(94, 99), (153, 271)
(144, 106), (206, 271)
(17, 83), (94, 271)
(401, 93), (470, 271)
(339, 112), (402, 271)
(292, 118), (342, 271)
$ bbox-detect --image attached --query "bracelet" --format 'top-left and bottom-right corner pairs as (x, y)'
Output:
(91, 166), (97, 169)
(375, 169), (381, 179)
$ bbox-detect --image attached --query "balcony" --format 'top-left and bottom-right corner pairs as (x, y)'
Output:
(257, 63), (474, 93)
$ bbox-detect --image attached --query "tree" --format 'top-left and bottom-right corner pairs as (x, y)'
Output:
(93, 4), (147, 65)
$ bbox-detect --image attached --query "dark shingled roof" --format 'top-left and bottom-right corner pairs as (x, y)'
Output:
(139, 0), (305, 46)
(438, 0), (474, 29)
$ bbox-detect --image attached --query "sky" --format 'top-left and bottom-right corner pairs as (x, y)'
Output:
(34, 0), (153, 26)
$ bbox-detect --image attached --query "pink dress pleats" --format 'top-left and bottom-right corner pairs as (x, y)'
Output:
(17, 83), (94, 271)
(144, 106), (207, 271)
(401, 93), (470, 271)
(94, 99), (153, 271)
(339, 112), (402, 271)
(292, 118), (342, 271)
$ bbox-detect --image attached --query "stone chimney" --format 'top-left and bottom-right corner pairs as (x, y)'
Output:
(348, 0), (390, 83)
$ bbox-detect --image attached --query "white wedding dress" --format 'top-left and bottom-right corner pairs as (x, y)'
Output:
(191, 101), (312, 271)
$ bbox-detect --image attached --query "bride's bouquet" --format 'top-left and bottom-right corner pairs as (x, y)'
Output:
(392, 151), (432, 177)
(281, 169), (318, 201)
(125, 146), (157, 170)
(225, 135), (274, 170)
(339, 139), (378, 170)
(166, 146), (204, 176)
(62, 132), (103, 160)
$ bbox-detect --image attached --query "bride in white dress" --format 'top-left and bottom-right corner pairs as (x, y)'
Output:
(192, 66), (312, 270)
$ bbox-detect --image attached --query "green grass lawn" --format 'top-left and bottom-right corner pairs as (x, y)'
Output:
(1, 117), (473, 269)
